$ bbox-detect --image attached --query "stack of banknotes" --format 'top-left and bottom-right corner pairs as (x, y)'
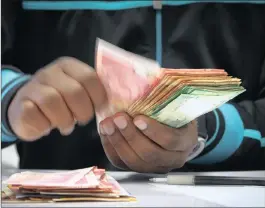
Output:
(96, 39), (245, 127)
(2, 167), (136, 203)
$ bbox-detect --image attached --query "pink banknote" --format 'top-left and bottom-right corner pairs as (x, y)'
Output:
(4, 167), (99, 189)
(95, 38), (162, 123)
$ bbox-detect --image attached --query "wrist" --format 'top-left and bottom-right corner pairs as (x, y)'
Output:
(2, 68), (31, 142)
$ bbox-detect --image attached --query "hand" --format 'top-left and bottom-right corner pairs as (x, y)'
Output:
(8, 57), (107, 141)
(99, 112), (198, 173)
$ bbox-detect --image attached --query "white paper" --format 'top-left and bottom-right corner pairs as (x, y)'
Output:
(150, 184), (265, 207)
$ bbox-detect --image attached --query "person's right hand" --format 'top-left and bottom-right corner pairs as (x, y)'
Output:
(8, 57), (107, 141)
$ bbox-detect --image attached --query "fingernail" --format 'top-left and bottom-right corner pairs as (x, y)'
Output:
(102, 123), (115, 136)
(60, 126), (74, 136)
(113, 116), (127, 130)
(134, 120), (147, 130)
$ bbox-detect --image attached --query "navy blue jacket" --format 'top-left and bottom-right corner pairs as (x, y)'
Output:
(2, 0), (265, 171)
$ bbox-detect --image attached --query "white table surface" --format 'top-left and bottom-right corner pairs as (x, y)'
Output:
(2, 168), (265, 207)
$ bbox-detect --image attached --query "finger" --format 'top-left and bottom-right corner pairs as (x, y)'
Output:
(36, 68), (94, 125)
(99, 118), (155, 173)
(98, 129), (128, 170)
(25, 81), (75, 135)
(11, 100), (51, 140)
(133, 115), (198, 151)
(112, 113), (181, 167)
(56, 57), (107, 110)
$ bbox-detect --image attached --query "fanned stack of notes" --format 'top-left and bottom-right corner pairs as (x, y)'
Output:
(2, 167), (136, 203)
(96, 39), (245, 127)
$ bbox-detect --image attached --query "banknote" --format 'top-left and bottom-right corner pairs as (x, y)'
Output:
(128, 75), (174, 114)
(96, 38), (162, 119)
(4, 167), (99, 189)
(2, 167), (136, 203)
(129, 75), (242, 116)
(164, 68), (228, 76)
(150, 90), (244, 128)
(149, 84), (244, 115)
(94, 40), (245, 129)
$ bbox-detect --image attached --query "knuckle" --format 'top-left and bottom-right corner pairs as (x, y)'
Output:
(34, 68), (48, 80)
(22, 100), (37, 115)
(67, 83), (85, 99)
(34, 68), (55, 82)
(56, 56), (77, 67)
(38, 88), (60, 106)
(77, 70), (94, 84)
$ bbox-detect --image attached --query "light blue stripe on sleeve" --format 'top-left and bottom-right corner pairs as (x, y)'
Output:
(23, 1), (152, 10)
(163, 0), (265, 5)
(1, 75), (30, 142)
(189, 104), (245, 164)
(23, 0), (265, 10)
(1, 69), (21, 88)
(1, 69), (22, 141)
(205, 110), (220, 147)
(189, 104), (264, 164)
(244, 129), (265, 147)
(1, 132), (17, 142)
(1, 75), (30, 100)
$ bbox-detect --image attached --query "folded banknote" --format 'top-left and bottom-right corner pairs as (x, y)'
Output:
(95, 39), (245, 128)
(2, 167), (136, 203)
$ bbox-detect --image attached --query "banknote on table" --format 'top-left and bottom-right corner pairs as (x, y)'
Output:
(95, 39), (245, 128)
(2, 167), (136, 203)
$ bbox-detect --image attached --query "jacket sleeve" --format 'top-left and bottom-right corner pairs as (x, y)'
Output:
(188, 61), (265, 170)
(1, 0), (31, 147)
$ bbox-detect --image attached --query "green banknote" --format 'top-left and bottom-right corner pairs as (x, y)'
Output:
(149, 87), (245, 128)
(149, 85), (245, 115)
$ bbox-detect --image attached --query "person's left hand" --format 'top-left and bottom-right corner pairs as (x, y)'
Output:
(99, 112), (198, 173)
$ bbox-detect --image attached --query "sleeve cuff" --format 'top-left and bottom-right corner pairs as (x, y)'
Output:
(186, 136), (207, 162)
(188, 104), (247, 165)
(1, 67), (31, 142)
(186, 114), (209, 162)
